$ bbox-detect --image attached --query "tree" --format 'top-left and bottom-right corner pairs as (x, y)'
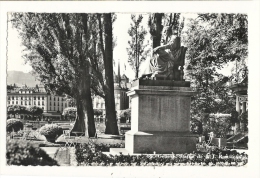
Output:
(148, 13), (185, 48)
(97, 13), (119, 135)
(28, 106), (43, 120)
(183, 13), (248, 120)
(7, 105), (29, 119)
(7, 105), (16, 118)
(148, 13), (164, 48)
(127, 15), (150, 79)
(11, 13), (96, 136)
(79, 13), (119, 135)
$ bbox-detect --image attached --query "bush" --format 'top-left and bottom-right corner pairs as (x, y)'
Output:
(190, 118), (203, 134)
(75, 142), (248, 166)
(6, 118), (23, 132)
(39, 124), (63, 140)
(6, 139), (59, 166)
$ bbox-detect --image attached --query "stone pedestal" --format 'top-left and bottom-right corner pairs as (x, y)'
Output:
(111, 80), (197, 154)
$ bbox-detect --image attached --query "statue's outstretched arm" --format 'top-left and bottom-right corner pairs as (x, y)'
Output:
(153, 43), (172, 53)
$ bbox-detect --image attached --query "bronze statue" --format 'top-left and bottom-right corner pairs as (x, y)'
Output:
(141, 37), (187, 81)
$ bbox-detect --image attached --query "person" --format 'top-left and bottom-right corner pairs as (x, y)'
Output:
(142, 37), (187, 80)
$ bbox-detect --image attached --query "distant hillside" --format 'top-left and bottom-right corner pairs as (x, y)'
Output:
(7, 71), (40, 87)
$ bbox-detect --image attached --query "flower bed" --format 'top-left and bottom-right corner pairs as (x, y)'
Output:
(75, 142), (248, 166)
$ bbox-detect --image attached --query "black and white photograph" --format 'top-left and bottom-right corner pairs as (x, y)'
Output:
(0, 1), (259, 178)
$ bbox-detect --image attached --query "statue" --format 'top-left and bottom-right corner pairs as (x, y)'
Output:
(141, 37), (187, 81)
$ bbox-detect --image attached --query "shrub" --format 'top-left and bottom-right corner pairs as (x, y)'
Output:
(190, 118), (203, 134)
(75, 142), (248, 166)
(6, 139), (59, 166)
(39, 124), (63, 140)
(6, 118), (23, 132)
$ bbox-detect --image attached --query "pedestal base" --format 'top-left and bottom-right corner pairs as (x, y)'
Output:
(109, 80), (198, 155)
(118, 130), (197, 154)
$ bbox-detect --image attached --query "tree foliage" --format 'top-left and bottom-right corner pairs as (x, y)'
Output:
(28, 106), (43, 117)
(127, 15), (150, 79)
(183, 13), (248, 120)
(7, 105), (42, 118)
(11, 13), (119, 136)
(148, 13), (185, 48)
(11, 13), (97, 136)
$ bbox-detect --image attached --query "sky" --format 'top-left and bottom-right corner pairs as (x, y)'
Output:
(7, 13), (233, 80)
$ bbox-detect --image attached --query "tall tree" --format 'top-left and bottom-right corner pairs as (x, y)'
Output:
(127, 15), (149, 79)
(183, 13), (248, 120)
(148, 13), (164, 48)
(11, 13), (96, 136)
(97, 14), (119, 135)
(148, 13), (185, 48)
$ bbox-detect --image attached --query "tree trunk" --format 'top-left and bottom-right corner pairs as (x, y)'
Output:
(80, 65), (96, 137)
(71, 65), (96, 137)
(152, 13), (163, 48)
(135, 25), (138, 79)
(103, 13), (119, 135)
(71, 96), (85, 133)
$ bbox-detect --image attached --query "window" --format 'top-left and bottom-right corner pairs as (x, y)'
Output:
(42, 101), (44, 105)
(34, 101), (36, 105)
(12, 101), (14, 104)
(21, 101), (23, 105)
(12, 96), (14, 100)
(29, 101), (31, 105)
(58, 103), (59, 106)
(16, 101), (18, 104)
(65, 103), (67, 107)
(38, 101), (40, 106)
(96, 103), (99, 108)
(49, 107), (51, 111)
(25, 101), (27, 105)
(42, 96), (44, 100)
(8, 97), (10, 100)
(50, 102), (52, 106)
(8, 101), (10, 104)
(58, 97), (59, 101)
(54, 103), (56, 106)
(42, 107), (44, 110)
(38, 96), (40, 100)
(54, 97), (56, 101)
(34, 97), (36, 100)
(21, 97), (23, 100)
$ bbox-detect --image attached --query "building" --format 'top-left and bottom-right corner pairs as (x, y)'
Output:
(92, 60), (130, 114)
(7, 70), (130, 120)
(230, 76), (248, 114)
(92, 74), (130, 114)
(7, 84), (70, 120)
(7, 59), (131, 120)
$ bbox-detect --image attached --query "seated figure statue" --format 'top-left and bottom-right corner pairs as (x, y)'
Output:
(142, 37), (187, 81)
